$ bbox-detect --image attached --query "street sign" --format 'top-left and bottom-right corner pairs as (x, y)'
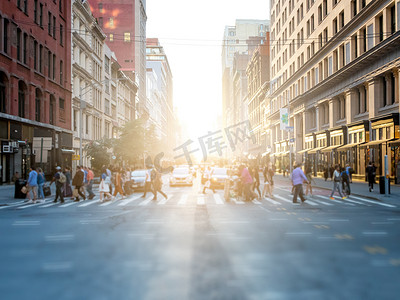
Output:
(72, 154), (80, 161)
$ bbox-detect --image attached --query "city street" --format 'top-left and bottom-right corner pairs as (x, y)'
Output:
(1, 176), (400, 300)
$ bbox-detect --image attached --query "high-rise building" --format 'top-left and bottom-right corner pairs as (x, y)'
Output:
(0, 0), (72, 182)
(88, 0), (147, 115)
(269, 0), (400, 180)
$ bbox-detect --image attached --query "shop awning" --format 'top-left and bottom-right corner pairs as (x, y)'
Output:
(337, 142), (365, 151)
(389, 139), (400, 147)
(308, 147), (327, 154)
(360, 138), (396, 147)
(298, 148), (311, 154)
(321, 145), (343, 153)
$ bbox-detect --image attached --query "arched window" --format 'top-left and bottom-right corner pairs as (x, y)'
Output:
(18, 81), (27, 118)
(0, 72), (8, 113)
(35, 89), (42, 122)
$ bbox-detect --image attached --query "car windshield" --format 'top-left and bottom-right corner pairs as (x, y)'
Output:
(213, 168), (227, 175)
(173, 168), (189, 175)
(131, 170), (146, 177)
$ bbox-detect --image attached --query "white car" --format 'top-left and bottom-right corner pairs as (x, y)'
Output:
(169, 167), (193, 187)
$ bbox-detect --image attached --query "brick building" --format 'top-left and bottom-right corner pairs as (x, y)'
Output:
(0, 0), (72, 183)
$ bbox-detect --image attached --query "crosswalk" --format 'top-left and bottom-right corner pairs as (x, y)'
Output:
(1, 191), (396, 210)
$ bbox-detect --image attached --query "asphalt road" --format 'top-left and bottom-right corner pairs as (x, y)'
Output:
(1, 177), (400, 300)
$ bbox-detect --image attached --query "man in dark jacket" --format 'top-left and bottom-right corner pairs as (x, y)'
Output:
(72, 166), (86, 202)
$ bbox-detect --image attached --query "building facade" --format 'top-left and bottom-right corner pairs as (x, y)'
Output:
(269, 0), (400, 181)
(71, 0), (137, 168)
(222, 20), (269, 131)
(0, 0), (72, 182)
(146, 38), (175, 156)
(88, 0), (147, 116)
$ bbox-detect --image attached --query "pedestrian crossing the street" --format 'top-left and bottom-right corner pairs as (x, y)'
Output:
(1, 191), (397, 211)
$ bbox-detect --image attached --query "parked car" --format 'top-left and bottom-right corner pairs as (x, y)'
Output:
(210, 167), (229, 189)
(169, 167), (193, 187)
(124, 170), (147, 194)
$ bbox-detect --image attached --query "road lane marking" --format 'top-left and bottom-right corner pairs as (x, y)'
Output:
(252, 199), (262, 205)
(17, 202), (46, 209)
(213, 193), (224, 205)
(363, 245), (388, 255)
(39, 202), (58, 208)
(0, 201), (26, 209)
(45, 234), (75, 242)
(334, 234), (354, 240)
(329, 219), (349, 222)
(42, 262), (72, 272)
(303, 199), (318, 206)
(117, 195), (141, 206)
(138, 196), (153, 206)
(12, 220), (40, 226)
(371, 222), (394, 225)
(362, 231), (388, 236)
(349, 196), (396, 208)
(285, 232), (312, 235)
(177, 195), (188, 205)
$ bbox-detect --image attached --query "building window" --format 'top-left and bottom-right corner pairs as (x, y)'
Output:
(367, 24), (374, 50)
(53, 16), (56, 38)
(23, 33), (28, 64)
(53, 54), (56, 80)
(59, 98), (65, 121)
(382, 76), (387, 107)
(124, 32), (131, 42)
(48, 51), (52, 78)
(60, 60), (63, 85)
(33, 41), (38, 70)
(48, 12), (52, 35)
(35, 89), (41, 122)
(333, 18), (338, 35)
(18, 81), (26, 118)
(99, 3), (103, 13)
(59, 0), (63, 12)
(17, 29), (22, 62)
(39, 3), (43, 27)
(60, 24), (63, 45)
(99, 17), (103, 28)
(49, 95), (55, 125)
(39, 45), (43, 73)
(73, 110), (78, 131)
(351, 0), (357, 17)
(3, 19), (9, 54)
(0, 73), (7, 113)
(109, 33), (113, 42)
(339, 11), (344, 29)
(34, 0), (38, 24)
(85, 115), (89, 134)
(109, 17), (114, 28)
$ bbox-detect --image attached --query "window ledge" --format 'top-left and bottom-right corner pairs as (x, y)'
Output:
(378, 103), (399, 113)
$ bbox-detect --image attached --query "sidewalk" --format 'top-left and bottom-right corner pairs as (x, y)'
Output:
(274, 173), (399, 205)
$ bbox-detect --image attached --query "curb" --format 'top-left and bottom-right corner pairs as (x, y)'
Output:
(311, 184), (390, 202)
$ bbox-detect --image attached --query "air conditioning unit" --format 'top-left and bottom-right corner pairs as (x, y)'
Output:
(2, 145), (13, 153)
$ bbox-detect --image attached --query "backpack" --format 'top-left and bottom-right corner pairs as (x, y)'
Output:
(341, 171), (348, 181)
(58, 172), (67, 184)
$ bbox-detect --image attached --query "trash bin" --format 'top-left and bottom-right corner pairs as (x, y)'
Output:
(379, 176), (391, 194)
(14, 179), (27, 199)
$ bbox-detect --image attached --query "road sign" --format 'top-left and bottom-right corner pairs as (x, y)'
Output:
(72, 154), (80, 161)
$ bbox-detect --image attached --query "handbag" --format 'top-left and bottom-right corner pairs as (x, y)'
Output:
(43, 185), (51, 197)
(72, 188), (79, 197)
(21, 186), (27, 194)
(205, 180), (211, 188)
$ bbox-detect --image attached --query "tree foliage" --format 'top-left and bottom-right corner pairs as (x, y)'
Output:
(84, 138), (113, 172)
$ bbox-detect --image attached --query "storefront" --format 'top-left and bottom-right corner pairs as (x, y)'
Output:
(337, 121), (369, 178)
(308, 130), (329, 176)
(320, 126), (347, 168)
(360, 113), (399, 178)
(389, 139), (400, 183)
(299, 133), (315, 171)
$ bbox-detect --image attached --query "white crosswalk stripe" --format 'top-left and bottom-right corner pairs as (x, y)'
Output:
(213, 193), (224, 205)
(0, 201), (26, 209)
(333, 196), (370, 206)
(59, 201), (78, 208)
(262, 197), (282, 205)
(230, 198), (245, 205)
(79, 200), (101, 207)
(39, 202), (58, 208)
(197, 197), (205, 205)
(274, 195), (293, 204)
(252, 199), (262, 205)
(99, 200), (114, 206)
(157, 196), (170, 205)
(312, 199), (333, 206)
(177, 195), (188, 205)
(138, 196), (153, 206)
(117, 195), (141, 207)
(348, 195), (396, 208)
(315, 195), (355, 206)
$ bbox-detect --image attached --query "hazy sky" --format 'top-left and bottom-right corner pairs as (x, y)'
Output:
(146, 0), (269, 140)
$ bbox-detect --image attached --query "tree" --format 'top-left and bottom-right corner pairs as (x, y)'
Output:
(84, 138), (114, 173)
(114, 119), (162, 166)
